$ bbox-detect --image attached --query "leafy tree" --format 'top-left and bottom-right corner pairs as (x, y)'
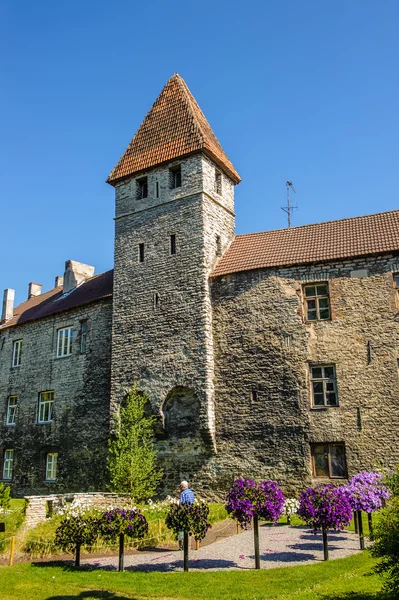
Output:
(0, 483), (11, 510)
(108, 385), (163, 501)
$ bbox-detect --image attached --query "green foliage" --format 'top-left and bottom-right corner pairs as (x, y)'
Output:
(385, 465), (399, 497)
(54, 511), (100, 552)
(108, 384), (163, 501)
(371, 495), (399, 594)
(0, 483), (11, 510)
(165, 502), (211, 541)
(98, 508), (148, 541)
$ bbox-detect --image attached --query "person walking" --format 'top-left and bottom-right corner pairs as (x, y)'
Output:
(178, 480), (194, 550)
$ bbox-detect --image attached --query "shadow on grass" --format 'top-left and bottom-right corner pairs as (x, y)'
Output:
(33, 558), (240, 573)
(45, 592), (137, 600)
(320, 592), (395, 600)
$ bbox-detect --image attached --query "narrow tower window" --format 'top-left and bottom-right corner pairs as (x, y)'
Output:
(139, 243), (145, 263)
(136, 177), (148, 200)
(216, 235), (222, 256)
(215, 170), (222, 195)
(170, 234), (176, 255)
(155, 181), (159, 198)
(250, 390), (258, 402)
(169, 165), (181, 189)
(154, 292), (160, 310)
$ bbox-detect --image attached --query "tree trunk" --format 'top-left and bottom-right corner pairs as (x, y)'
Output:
(119, 533), (125, 572)
(183, 532), (189, 572)
(253, 515), (260, 569)
(75, 543), (81, 567)
(358, 510), (365, 550)
(322, 527), (329, 561)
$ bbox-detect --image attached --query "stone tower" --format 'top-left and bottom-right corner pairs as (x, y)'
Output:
(107, 74), (240, 489)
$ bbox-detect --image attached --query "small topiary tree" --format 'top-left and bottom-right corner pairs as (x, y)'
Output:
(165, 502), (211, 571)
(283, 498), (300, 525)
(0, 483), (11, 511)
(108, 384), (163, 501)
(345, 470), (390, 546)
(98, 507), (148, 571)
(225, 478), (285, 569)
(298, 484), (352, 560)
(55, 511), (100, 566)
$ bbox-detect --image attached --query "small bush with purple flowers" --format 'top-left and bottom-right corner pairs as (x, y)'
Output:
(98, 507), (148, 542)
(165, 502), (211, 541)
(298, 484), (352, 532)
(345, 471), (390, 513)
(225, 478), (285, 527)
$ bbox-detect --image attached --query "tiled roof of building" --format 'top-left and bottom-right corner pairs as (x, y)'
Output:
(212, 210), (399, 277)
(0, 270), (113, 330)
(107, 73), (241, 185)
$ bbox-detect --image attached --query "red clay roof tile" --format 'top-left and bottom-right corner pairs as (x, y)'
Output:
(212, 210), (399, 277)
(107, 73), (240, 185)
(0, 270), (113, 330)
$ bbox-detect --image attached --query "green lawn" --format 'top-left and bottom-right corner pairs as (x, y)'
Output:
(0, 550), (392, 600)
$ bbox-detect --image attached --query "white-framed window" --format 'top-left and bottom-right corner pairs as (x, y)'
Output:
(2, 449), (14, 480)
(12, 339), (22, 367)
(311, 443), (346, 478)
(45, 452), (58, 481)
(6, 396), (17, 425)
(38, 391), (54, 423)
(310, 365), (338, 407)
(57, 327), (73, 357)
(80, 321), (87, 353)
(304, 283), (331, 321)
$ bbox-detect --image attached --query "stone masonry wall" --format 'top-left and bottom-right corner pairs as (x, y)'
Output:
(0, 298), (112, 496)
(206, 254), (399, 497)
(111, 153), (236, 494)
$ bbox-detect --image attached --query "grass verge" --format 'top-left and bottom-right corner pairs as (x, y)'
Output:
(0, 549), (391, 600)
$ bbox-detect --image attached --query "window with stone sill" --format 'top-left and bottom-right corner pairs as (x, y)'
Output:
(12, 339), (22, 367)
(56, 327), (73, 358)
(304, 283), (331, 321)
(2, 449), (14, 480)
(45, 452), (58, 481)
(169, 165), (181, 189)
(311, 443), (346, 479)
(38, 391), (54, 423)
(136, 176), (148, 200)
(310, 365), (338, 407)
(6, 396), (17, 425)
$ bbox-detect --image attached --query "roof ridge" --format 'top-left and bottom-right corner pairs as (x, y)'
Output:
(235, 209), (399, 239)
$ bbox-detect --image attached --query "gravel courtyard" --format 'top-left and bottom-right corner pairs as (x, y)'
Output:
(82, 525), (366, 572)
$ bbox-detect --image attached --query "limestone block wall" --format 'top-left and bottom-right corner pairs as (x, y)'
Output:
(0, 298), (112, 496)
(207, 254), (399, 497)
(111, 153), (236, 493)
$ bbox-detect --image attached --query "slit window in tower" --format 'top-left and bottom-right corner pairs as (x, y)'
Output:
(170, 234), (176, 255)
(154, 292), (160, 310)
(139, 243), (145, 263)
(215, 170), (222, 195)
(155, 181), (159, 198)
(216, 235), (222, 256)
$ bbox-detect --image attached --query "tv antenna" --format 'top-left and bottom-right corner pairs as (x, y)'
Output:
(281, 180), (297, 228)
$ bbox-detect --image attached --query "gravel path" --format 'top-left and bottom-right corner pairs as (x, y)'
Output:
(82, 525), (366, 572)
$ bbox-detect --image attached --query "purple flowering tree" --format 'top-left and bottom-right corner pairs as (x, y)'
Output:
(225, 478), (285, 569)
(344, 471), (390, 547)
(98, 507), (148, 571)
(298, 484), (352, 560)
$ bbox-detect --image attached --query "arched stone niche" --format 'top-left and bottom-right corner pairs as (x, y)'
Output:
(161, 387), (200, 438)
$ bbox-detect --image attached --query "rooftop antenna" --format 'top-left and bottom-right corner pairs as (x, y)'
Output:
(281, 180), (297, 228)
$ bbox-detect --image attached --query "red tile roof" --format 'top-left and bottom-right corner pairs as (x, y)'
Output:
(0, 270), (113, 330)
(107, 73), (241, 185)
(212, 210), (399, 277)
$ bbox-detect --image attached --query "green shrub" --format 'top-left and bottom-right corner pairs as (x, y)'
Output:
(0, 483), (11, 510)
(371, 494), (399, 594)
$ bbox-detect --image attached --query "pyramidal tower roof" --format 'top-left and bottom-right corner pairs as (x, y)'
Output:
(107, 73), (241, 185)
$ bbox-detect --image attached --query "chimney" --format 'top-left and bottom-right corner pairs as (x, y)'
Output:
(28, 282), (42, 299)
(63, 260), (95, 294)
(54, 275), (63, 288)
(1, 288), (15, 323)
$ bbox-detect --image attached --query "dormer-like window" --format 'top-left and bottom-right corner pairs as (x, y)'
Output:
(169, 165), (181, 189)
(136, 177), (148, 200)
(215, 170), (222, 195)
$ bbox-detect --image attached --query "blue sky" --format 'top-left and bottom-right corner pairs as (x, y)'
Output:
(1, 1), (398, 306)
